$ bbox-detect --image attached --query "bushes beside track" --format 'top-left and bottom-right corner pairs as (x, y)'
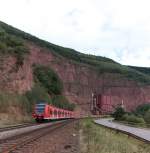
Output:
(121, 114), (145, 125)
(113, 103), (150, 126)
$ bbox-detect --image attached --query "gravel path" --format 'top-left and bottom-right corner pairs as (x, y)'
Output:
(95, 118), (150, 142)
(13, 120), (79, 153)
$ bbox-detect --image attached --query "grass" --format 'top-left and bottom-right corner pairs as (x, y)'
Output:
(0, 92), (33, 125)
(0, 92), (39, 127)
(0, 92), (28, 112)
(80, 118), (150, 153)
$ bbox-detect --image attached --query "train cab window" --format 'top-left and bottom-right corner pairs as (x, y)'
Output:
(35, 103), (46, 114)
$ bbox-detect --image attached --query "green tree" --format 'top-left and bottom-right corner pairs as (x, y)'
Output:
(34, 65), (63, 95)
(112, 106), (126, 120)
(144, 109), (150, 124)
(135, 103), (150, 116)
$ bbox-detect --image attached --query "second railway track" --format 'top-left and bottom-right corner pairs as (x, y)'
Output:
(0, 123), (37, 133)
(0, 119), (74, 153)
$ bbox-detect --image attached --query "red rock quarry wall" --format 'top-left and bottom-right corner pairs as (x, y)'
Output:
(0, 56), (33, 93)
(27, 43), (102, 115)
(100, 86), (150, 113)
(0, 42), (150, 115)
(28, 43), (150, 114)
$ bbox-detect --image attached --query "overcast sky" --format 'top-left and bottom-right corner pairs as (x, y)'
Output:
(0, 0), (150, 67)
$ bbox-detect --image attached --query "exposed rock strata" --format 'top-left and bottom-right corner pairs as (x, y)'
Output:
(0, 42), (150, 114)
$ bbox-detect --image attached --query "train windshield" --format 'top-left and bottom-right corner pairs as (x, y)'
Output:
(35, 103), (46, 114)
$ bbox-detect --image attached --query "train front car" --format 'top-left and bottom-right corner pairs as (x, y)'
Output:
(32, 102), (75, 122)
(32, 103), (47, 122)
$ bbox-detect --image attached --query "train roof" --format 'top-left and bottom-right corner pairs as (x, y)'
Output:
(35, 102), (73, 112)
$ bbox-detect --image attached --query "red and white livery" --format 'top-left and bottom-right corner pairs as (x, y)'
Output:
(32, 103), (74, 122)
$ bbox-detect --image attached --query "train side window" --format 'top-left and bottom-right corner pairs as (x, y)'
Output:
(49, 109), (52, 115)
(54, 110), (57, 115)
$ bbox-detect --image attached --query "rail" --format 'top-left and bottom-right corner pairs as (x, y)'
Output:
(0, 122), (37, 132)
(0, 119), (74, 153)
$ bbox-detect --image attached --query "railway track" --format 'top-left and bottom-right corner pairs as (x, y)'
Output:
(0, 122), (37, 133)
(0, 119), (74, 153)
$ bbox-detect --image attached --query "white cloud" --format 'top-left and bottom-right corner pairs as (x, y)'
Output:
(120, 47), (150, 67)
(0, 0), (149, 67)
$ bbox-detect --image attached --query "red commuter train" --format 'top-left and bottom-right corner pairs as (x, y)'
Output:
(32, 103), (74, 122)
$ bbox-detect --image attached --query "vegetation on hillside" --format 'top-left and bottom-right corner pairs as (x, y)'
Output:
(28, 65), (75, 111)
(0, 26), (28, 65)
(25, 84), (51, 113)
(34, 65), (63, 95)
(51, 95), (75, 111)
(0, 64), (75, 125)
(0, 21), (150, 84)
(26, 83), (75, 111)
(0, 92), (32, 124)
(0, 22), (76, 116)
(0, 20), (150, 123)
(129, 66), (150, 75)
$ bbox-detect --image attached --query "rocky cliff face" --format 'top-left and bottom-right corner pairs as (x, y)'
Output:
(0, 42), (150, 115)
(0, 55), (32, 93)
(101, 86), (150, 112)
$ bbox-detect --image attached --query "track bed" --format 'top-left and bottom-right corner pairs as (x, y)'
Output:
(0, 119), (79, 153)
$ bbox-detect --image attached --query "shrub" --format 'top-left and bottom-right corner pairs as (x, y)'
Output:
(144, 110), (150, 124)
(26, 84), (51, 103)
(25, 84), (75, 111)
(112, 106), (126, 120)
(34, 65), (63, 95)
(122, 114), (145, 124)
(0, 42), (7, 52)
(135, 103), (150, 116)
(32, 65), (76, 110)
(0, 26), (28, 66)
(122, 113), (129, 120)
(0, 92), (29, 114)
(51, 95), (75, 111)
